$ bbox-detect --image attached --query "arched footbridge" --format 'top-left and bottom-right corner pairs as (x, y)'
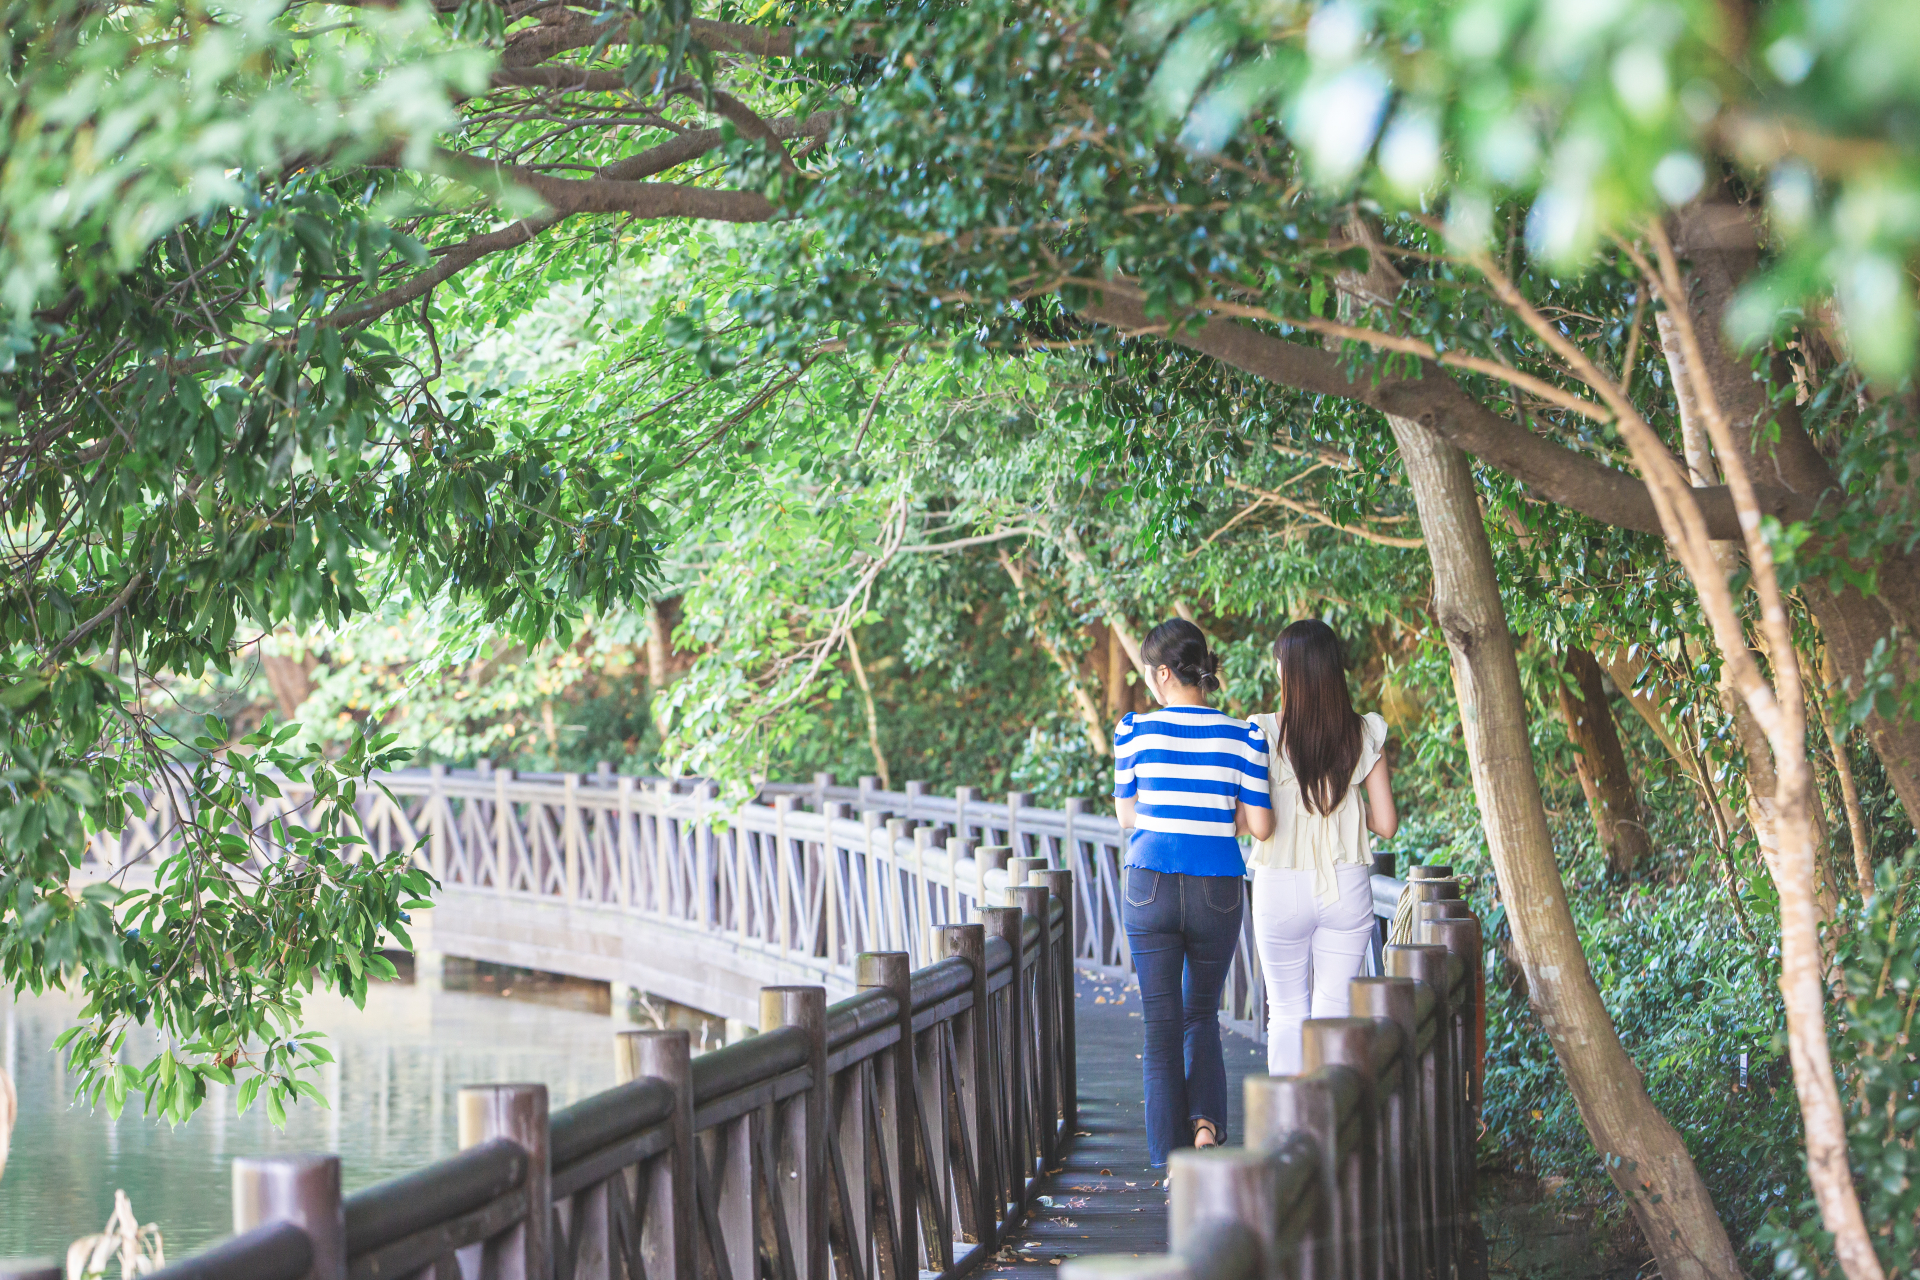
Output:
(68, 768), (1488, 1280)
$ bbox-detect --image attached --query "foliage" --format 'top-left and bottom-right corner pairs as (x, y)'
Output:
(1761, 852), (1920, 1276)
(0, 0), (661, 1120)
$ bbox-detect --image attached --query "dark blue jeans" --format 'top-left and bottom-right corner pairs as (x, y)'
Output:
(1122, 866), (1244, 1167)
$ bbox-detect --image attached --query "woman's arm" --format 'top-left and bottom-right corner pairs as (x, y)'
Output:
(1237, 799), (1276, 842)
(1363, 756), (1397, 839)
(1116, 795), (1136, 829)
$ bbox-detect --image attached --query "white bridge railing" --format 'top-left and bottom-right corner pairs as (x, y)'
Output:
(83, 765), (1406, 1041)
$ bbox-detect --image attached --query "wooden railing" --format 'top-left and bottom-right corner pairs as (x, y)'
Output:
(123, 889), (1072, 1280)
(72, 770), (1487, 1280)
(1067, 869), (1487, 1280)
(81, 767), (1409, 1040)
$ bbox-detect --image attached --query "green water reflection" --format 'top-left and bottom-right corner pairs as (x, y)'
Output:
(1, 975), (622, 1262)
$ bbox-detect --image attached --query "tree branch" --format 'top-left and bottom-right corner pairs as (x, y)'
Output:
(45, 573), (145, 663)
(900, 528), (1038, 553)
(1071, 287), (1813, 541)
(490, 65), (630, 92)
(323, 215), (560, 330)
(1222, 478), (1424, 548)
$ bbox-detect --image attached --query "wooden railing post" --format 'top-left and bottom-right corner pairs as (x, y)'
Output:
(1351, 977), (1422, 1280)
(858, 953), (918, 1279)
(232, 1153), (344, 1280)
(563, 772), (583, 903)
(458, 1084), (551, 1280)
(695, 782), (717, 931)
(427, 762), (449, 881)
(1014, 883), (1057, 1166)
(1245, 1075), (1338, 1280)
(617, 773), (637, 910)
(1302, 1022), (1380, 1280)
(933, 922), (995, 1248)
(885, 818), (912, 951)
(1384, 943), (1456, 1272)
(913, 827), (940, 962)
(774, 795), (797, 956)
(1008, 856), (1047, 889)
(1420, 913), (1484, 1232)
(490, 763), (513, 897)
(1061, 798), (1082, 886)
(981, 905), (1027, 1212)
(973, 845), (1010, 910)
(1005, 793), (1032, 855)
(814, 771), (834, 814)
(1167, 1150), (1275, 1280)
(1038, 868), (1078, 1132)
(762, 986), (829, 1280)
(954, 785), (978, 846)
(616, 1030), (696, 1280)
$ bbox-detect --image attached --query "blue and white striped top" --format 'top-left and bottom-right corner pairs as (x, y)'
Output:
(1112, 706), (1272, 877)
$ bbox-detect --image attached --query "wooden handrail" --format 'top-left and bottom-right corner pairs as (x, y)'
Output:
(1062, 904), (1487, 1280)
(77, 768), (1413, 1041)
(141, 880), (1078, 1280)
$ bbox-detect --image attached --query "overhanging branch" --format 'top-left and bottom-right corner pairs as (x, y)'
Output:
(1071, 288), (1814, 540)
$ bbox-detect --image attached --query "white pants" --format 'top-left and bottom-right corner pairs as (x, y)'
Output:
(1251, 863), (1378, 1076)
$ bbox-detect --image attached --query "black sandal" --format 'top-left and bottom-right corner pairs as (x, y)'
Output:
(1192, 1118), (1222, 1149)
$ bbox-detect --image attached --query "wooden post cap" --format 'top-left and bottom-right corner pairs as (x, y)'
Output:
(232, 1152), (345, 1280)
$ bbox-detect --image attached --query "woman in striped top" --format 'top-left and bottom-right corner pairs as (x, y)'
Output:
(1113, 619), (1275, 1166)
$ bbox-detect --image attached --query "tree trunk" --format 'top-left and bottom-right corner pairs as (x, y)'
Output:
(1661, 205), (1920, 848)
(845, 631), (893, 790)
(1660, 304), (1841, 924)
(1103, 623), (1129, 717)
(1594, 645), (1742, 843)
(647, 600), (673, 738)
(1815, 647), (1874, 898)
(1556, 646), (1654, 876)
(1390, 415), (1745, 1280)
(1802, 576), (1920, 844)
(260, 652), (317, 722)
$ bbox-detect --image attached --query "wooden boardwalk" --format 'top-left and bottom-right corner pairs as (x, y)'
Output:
(984, 969), (1268, 1276)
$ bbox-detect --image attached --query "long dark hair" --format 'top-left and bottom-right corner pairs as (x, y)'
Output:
(1141, 618), (1221, 694)
(1274, 620), (1363, 815)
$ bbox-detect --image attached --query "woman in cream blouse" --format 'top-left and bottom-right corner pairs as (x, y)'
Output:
(1247, 619), (1399, 1075)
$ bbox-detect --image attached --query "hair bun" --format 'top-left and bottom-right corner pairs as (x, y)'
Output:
(1141, 617), (1222, 699)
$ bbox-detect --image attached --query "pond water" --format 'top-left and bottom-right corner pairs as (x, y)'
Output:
(0, 966), (631, 1264)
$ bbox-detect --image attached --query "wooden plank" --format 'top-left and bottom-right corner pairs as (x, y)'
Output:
(971, 971), (1265, 1279)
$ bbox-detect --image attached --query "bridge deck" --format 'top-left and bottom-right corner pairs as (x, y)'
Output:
(987, 970), (1267, 1276)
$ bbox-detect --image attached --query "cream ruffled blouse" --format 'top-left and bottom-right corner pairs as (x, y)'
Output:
(1245, 711), (1389, 901)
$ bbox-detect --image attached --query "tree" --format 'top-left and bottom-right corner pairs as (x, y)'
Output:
(1557, 645), (1655, 876)
(0, 0), (656, 1121)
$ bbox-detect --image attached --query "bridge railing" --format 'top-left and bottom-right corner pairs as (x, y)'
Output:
(80, 767), (1413, 1041)
(134, 887), (1072, 1280)
(1065, 883), (1486, 1280)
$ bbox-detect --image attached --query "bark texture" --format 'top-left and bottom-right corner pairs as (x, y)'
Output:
(260, 652), (317, 722)
(647, 601), (673, 738)
(1556, 646), (1654, 876)
(1660, 206), (1920, 848)
(845, 631), (892, 791)
(1391, 416), (1744, 1280)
